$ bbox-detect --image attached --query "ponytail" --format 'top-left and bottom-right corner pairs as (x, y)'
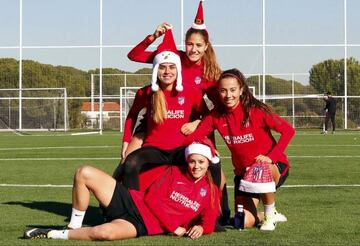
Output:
(152, 89), (167, 124)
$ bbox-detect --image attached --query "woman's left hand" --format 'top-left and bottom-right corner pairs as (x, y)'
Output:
(181, 120), (201, 135)
(255, 154), (272, 164)
(186, 225), (204, 239)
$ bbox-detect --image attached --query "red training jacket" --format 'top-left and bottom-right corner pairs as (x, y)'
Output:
(123, 85), (208, 150)
(187, 103), (295, 176)
(129, 165), (220, 235)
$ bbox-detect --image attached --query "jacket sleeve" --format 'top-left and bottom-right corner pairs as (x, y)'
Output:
(263, 111), (295, 163)
(143, 167), (179, 232)
(123, 88), (147, 143)
(185, 113), (216, 145)
(127, 35), (156, 63)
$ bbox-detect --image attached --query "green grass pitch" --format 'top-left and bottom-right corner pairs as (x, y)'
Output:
(0, 129), (359, 245)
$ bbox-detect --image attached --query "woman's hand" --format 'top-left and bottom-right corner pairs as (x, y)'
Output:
(255, 154), (272, 164)
(173, 227), (187, 237)
(181, 120), (201, 135)
(152, 22), (172, 39)
(186, 225), (204, 239)
(121, 142), (129, 159)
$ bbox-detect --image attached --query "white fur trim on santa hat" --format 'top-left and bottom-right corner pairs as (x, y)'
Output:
(151, 51), (183, 92)
(239, 179), (276, 193)
(192, 23), (206, 30)
(185, 143), (219, 164)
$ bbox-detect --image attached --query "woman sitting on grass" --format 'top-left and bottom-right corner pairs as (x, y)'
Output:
(23, 141), (220, 241)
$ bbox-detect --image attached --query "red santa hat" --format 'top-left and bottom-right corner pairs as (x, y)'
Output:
(185, 138), (220, 164)
(192, 0), (206, 30)
(151, 28), (183, 92)
(239, 162), (276, 193)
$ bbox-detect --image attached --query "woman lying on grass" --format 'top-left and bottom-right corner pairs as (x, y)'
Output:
(23, 140), (220, 241)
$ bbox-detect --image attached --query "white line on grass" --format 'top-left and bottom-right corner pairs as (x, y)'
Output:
(0, 146), (118, 151)
(1, 155), (360, 161)
(0, 157), (119, 161)
(1, 184), (359, 188)
(215, 144), (360, 147)
(0, 184), (72, 188)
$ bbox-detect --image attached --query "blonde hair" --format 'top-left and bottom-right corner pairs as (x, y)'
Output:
(152, 89), (167, 124)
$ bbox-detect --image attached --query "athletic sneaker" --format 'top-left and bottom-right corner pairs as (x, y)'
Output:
(260, 215), (276, 231)
(274, 210), (287, 223)
(23, 228), (51, 239)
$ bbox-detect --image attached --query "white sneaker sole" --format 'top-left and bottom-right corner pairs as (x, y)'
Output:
(274, 213), (287, 223)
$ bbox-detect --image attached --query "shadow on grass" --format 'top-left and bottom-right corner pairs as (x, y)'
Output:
(4, 201), (104, 226)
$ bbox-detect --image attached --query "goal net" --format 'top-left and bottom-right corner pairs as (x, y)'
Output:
(0, 88), (68, 131)
(120, 87), (141, 132)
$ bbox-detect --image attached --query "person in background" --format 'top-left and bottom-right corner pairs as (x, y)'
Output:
(323, 91), (336, 134)
(23, 141), (220, 241)
(186, 68), (295, 231)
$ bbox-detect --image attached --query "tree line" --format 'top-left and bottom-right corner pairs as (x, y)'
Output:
(0, 57), (359, 128)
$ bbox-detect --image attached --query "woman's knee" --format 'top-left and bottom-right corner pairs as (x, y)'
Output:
(269, 164), (281, 184)
(244, 210), (258, 228)
(89, 226), (115, 241)
(74, 165), (94, 181)
(122, 157), (142, 175)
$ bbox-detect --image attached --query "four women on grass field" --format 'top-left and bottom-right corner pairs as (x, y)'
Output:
(23, 0), (295, 241)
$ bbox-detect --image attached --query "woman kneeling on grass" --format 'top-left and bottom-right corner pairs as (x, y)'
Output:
(186, 68), (295, 231)
(23, 141), (220, 241)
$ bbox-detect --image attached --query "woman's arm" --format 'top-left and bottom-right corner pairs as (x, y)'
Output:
(122, 88), (148, 144)
(262, 112), (295, 163)
(127, 23), (171, 63)
(185, 113), (216, 145)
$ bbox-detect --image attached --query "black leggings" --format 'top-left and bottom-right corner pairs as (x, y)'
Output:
(325, 113), (336, 131)
(114, 145), (222, 190)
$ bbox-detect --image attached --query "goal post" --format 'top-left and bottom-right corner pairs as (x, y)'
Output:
(119, 86), (141, 132)
(0, 88), (68, 131)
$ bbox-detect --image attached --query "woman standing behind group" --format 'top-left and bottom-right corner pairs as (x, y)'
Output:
(187, 68), (295, 231)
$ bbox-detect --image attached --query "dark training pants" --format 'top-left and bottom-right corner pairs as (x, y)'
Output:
(325, 113), (336, 132)
(113, 146), (222, 190)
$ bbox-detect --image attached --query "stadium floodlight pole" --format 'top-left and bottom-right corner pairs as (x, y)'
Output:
(99, 0), (103, 135)
(19, 0), (23, 130)
(262, 0), (266, 103)
(343, 0), (348, 129)
(90, 74), (94, 112)
(180, 0), (184, 49)
(258, 75), (261, 99)
(64, 88), (68, 131)
(292, 74), (295, 128)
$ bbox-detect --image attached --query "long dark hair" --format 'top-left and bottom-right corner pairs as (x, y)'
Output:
(217, 68), (272, 125)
